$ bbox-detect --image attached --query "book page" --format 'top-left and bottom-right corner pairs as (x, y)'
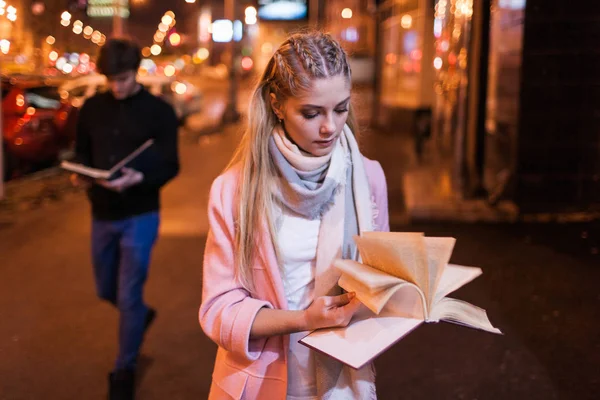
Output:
(432, 264), (482, 305)
(339, 273), (425, 317)
(334, 259), (406, 294)
(60, 139), (154, 180)
(378, 283), (427, 320)
(423, 237), (456, 311)
(300, 306), (423, 369)
(354, 232), (428, 300)
(429, 297), (502, 334)
(335, 258), (427, 317)
(59, 162), (111, 179)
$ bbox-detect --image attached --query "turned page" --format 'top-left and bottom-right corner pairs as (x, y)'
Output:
(423, 237), (456, 310)
(335, 259), (426, 315)
(354, 232), (429, 302)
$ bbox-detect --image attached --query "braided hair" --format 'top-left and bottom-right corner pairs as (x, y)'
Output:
(265, 30), (352, 100)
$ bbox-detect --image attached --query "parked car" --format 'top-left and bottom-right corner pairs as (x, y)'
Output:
(2, 77), (78, 180)
(59, 73), (203, 125)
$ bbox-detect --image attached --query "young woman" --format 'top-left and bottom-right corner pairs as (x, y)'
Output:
(199, 31), (389, 400)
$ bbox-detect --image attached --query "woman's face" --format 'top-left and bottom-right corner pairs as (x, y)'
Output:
(271, 75), (351, 157)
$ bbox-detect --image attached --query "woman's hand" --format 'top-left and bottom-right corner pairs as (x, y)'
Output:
(303, 292), (361, 331)
(249, 292), (362, 339)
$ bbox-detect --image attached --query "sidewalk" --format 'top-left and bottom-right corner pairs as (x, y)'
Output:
(402, 155), (519, 223)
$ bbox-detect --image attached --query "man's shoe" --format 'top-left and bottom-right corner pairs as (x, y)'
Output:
(144, 307), (156, 336)
(108, 369), (135, 400)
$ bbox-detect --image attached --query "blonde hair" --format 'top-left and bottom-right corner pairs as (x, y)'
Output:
(226, 30), (358, 292)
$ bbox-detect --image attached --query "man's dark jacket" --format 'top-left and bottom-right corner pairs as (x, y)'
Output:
(75, 88), (180, 220)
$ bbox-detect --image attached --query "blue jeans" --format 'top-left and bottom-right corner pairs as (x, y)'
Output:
(91, 212), (160, 371)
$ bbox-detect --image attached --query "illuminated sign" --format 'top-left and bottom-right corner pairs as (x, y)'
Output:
(212, 20), (233, 43)
(87, 0), (130, 18)
(258, 0), (307, 21)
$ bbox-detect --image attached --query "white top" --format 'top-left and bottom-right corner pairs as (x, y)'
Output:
(278, 208), (320, 400)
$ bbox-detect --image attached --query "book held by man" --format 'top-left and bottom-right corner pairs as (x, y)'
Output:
(60, 139), (154, 180)
(300, 232), (502, 369)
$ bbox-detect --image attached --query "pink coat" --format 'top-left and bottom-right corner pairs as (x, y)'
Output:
(199, 158), (389, 400)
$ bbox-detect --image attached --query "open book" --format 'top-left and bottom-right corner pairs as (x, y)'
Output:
(300, 232), (502, 369)
(60, 139), (154, 179)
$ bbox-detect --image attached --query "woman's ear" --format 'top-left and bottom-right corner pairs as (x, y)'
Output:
(270, 93), (284, 120)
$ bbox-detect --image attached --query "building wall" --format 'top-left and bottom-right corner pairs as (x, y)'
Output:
(516, 0), (600, 212)
(374, 0), (435, 130)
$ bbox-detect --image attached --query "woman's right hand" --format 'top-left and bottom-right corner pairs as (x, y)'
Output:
(303, 292), (362, 331)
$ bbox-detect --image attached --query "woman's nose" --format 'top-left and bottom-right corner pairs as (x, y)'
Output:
(320, 115), (336, 136)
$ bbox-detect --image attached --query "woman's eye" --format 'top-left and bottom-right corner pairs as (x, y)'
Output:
(335, 109), (349, 114)
(302, 113), (318, 119)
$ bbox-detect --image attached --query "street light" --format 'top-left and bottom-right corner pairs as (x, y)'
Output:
(245, 6), (257, 25)
(196, 48), (209, 61)
(169, 32), (181, 46)
(31, 2), (45, 16)
(150, 44), (162, 55)
(341, 8), (352, 19)
(83, 26), (93, 39)
(164, 65), (175, 76)
(0, 39), (10, 54)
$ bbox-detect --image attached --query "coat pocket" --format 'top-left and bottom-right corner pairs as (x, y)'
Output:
(211, 361), (249, 400)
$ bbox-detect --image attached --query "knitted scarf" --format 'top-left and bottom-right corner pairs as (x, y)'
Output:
(269, 124), (377, 399)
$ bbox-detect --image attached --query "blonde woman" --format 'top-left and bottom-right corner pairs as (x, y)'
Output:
(199, 31), (389, 400)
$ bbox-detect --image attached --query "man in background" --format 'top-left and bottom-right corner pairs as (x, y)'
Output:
(71, 38), (179, 400)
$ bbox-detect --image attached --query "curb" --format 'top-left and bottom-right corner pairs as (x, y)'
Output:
(0, 167), (82, 222)
(402, 170), (600, 224)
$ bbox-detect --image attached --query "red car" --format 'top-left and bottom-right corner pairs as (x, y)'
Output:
(2, 77), (78, 180)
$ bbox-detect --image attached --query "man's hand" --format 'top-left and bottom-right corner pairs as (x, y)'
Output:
(69, 173), (93, 190)
(98, 167), (144, 193)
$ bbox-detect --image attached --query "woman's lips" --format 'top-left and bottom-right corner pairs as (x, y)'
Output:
(314, 137), (335, 147)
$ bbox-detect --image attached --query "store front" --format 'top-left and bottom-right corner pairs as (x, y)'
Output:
(484, 0), (526, 203)
(375, 0), (435, 131)
(430, 0), (525, 199)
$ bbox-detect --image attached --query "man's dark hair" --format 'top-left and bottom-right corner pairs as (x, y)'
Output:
(97, 38), (141, 76)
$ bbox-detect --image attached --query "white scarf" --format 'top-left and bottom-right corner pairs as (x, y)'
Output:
(272, 124), (377, 399)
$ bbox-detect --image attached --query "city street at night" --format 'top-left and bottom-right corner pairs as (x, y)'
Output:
(1, 0), (599, 399)
(1, 82), (599, 398)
